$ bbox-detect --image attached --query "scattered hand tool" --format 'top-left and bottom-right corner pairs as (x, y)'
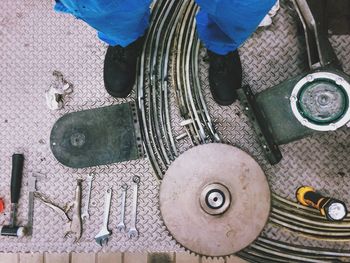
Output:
(0, 154), (27, 237)
(81, 173), (95, 221)
(128, 176), (140, 239)
(296, 186), (348, 221)
(34, 180), (82, 242)
(95, 188), (112, 246)
(64, 179), (83, 242)
(27, 173), (44, 236)
(116, 184), (128, 232)
(34, 192), (71, 223)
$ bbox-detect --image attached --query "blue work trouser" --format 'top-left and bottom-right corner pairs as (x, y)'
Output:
(54, 0), (275, 55)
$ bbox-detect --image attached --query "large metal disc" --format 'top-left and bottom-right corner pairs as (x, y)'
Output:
(160, 144), (271, 257)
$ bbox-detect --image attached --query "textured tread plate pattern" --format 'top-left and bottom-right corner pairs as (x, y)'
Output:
(199, 0), (350, 250)
(0, 0), (176, 253)
(0, 0), (349, 253)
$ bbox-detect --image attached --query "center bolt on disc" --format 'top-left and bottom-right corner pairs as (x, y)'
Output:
(200, 183), (231, 215)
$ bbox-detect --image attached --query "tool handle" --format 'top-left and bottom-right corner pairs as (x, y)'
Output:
(102, 188), (112, 228)
(11, 154), (24, 204)
(304, 191), (324, 208)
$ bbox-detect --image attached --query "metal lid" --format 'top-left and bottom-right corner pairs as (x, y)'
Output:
(159, 144), (271, 257)
(299, 80), (347, 123)
(290, 72), (350, 131)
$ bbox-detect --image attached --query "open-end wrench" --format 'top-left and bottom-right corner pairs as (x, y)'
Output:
(81, 173), (95, 221)
(116, 184), (128, 232)
(127, 176), (140, 238)
(95, 188), (112, 246)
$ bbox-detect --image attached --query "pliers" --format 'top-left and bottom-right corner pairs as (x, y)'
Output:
(64, 179), (83, 243)
(35, 179), (83, 243)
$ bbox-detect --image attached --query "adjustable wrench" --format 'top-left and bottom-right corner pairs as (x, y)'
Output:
(95, 188), (112, 246)
(127, 176), (140, 238)
(81, 173), (95, 220)
(116, 184), (128, 232)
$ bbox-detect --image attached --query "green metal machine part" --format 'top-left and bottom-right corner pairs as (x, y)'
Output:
(238, 0), (350, 164)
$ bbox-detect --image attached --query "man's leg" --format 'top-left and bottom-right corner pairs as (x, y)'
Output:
(195, 0), (276, 105)
(54, 0), (152, 97)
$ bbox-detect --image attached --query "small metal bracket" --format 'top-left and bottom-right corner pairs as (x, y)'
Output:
(130, 101), (145, 158)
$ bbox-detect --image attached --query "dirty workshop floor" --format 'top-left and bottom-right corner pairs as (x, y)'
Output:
(0, 0), (350, 262)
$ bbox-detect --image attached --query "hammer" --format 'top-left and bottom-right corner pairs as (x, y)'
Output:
(0, 154), (26, 237)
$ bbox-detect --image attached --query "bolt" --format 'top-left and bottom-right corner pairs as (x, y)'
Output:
(329, 123), (337, 130)
(336, 78), (344, 85)
(306, 75), (314, 82)
(290, 95), (297, 102)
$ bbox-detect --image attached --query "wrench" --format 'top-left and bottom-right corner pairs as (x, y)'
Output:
(128, 176), (140, 238)
(95, 188), (112, 246)
(81, 173), (95, 220)
(116, 184), (128, 232)
(64, 179), (83, 243)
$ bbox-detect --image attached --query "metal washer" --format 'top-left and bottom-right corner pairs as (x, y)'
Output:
(159, 144), (271, 257)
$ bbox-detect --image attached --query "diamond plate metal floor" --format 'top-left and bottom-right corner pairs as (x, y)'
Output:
(0, 0), (175, 253)
(0, 0), (350, 256)
(200, 1), (350, 250)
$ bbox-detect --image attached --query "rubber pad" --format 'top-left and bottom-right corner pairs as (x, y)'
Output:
(50, 102), (143, 168)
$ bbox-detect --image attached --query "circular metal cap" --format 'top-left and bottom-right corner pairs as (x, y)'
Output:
(160, 144), (271, 257)
(299, 81), (347, 123)
(290, 72), (350, 131)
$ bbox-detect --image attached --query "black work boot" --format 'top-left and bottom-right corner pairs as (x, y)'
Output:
(207, 50), (242, 106)
(103, 37), (144, 98)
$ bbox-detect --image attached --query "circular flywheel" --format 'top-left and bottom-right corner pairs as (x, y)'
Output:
(159, 144), (271, 257)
